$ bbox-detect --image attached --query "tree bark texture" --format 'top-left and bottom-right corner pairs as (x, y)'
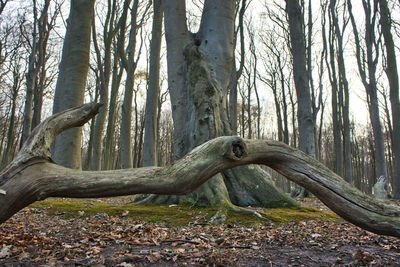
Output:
(1, 103), (400, 238)
(52, 0), (95, 169)
(160, 0), (294, 207)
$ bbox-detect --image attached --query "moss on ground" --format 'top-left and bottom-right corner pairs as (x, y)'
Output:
(29, 198), (341, 227)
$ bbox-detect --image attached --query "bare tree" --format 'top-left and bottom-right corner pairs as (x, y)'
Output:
(143, 0), (163, 167)
(286, 0), (315, 197)
(90, 0), (123, 170)
(21, 0), (51, 146)
(377, 0), (400, 198)
(348, 0), (387, 181)
(52, 0), (95, 169)
(228, 0), (246, 135)
(153, 0), (295, 207)
(1, 49), (25, 168)
(120, 0), (150, 169)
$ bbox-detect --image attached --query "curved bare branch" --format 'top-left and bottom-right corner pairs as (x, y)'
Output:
(0, 103), (399, 238)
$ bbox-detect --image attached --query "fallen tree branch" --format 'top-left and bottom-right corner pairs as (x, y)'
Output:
(0, 103), (399, 237)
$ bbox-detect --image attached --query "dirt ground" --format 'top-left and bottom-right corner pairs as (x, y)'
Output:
(1, 198), (399, 266)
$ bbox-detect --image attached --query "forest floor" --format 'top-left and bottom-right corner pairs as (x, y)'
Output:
(0, 197), (399, 266)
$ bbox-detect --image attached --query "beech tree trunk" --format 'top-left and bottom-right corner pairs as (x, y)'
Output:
(143, 0), (163, 167)
(52, 0), (95, 169)
(286, 0), (315, 197)
(159, 0), (294, 207)
(1, 103), (400, 238)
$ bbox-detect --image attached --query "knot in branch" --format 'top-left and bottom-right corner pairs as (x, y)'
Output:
(224, 137), (247, 161)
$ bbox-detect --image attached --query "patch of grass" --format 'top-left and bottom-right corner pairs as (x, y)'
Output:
(29, 198), (340, 226)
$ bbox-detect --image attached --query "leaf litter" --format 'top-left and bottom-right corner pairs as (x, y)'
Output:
(0, 198), (399, 266)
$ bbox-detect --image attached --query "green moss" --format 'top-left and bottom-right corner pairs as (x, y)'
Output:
(29, 198), (340, 227)
(260, 206), (341, 224)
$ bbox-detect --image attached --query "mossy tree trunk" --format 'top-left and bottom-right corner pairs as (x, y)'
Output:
(157, 0), (295, 207)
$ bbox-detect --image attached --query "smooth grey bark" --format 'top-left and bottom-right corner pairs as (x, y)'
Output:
(120, 0), (143, 169)
(158, 0), (294, 207)
(52, 0), (95, 169)
(377, 0), (400, 198)
(286, 0), (315, 197)
(1, 103), (400, 238)
(286, 0), (315, 157)
(348, 0), (387, 180)
(143, 0), (163, 167)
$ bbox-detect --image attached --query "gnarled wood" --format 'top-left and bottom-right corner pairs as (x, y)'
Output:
(0, 103), (399, 237)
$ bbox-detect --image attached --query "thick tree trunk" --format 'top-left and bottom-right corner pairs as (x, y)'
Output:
(286, 0), (315, 157)
(1, 103), (400, 238)
(158, 0), (294, 207)
(52, 0), (94, 169)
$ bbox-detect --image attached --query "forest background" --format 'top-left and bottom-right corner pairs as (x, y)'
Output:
(0, 0), (400, 199)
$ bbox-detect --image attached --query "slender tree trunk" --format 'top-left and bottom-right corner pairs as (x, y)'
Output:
(104, 54), (123, 170)
(228, 0), (246, 136)
(348, 0), (387, 181)
(52, 0), (95, 169)
(120, 0), (140, 169)
(143, 0), (163, 167)
(286, 0), (315, 197)
(1, 82), (19, 168)
(330, 1), (351, 183)
(378, 0), (400, 198)
(90, 0), (120, 170)
(21, 0), (40, 146)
